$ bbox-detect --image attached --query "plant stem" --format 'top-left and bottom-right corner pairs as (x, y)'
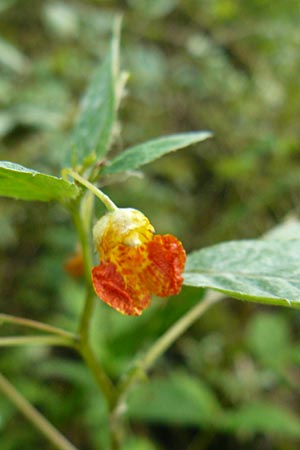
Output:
(118, 290), (223, 397)
(0, 372), (79, 450)
(111, 291), (223, 449)
(71, 197), (117, 410)
(79, 342), (116, 410)
(0, 313), (76, 339)
(71, 191), (120, 449)
(141, 290), (222, 371)
(0, 335), (75, 348)
(68, 170), (118, 212)
(71, 206), (95, 342)
(79, 286), (96, 343)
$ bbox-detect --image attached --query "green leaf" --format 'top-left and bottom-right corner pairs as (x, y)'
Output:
(184, 240), (300, 308)
(0, 37), (29, 74)
(246, 313), (291, 369)
(37, 358), (92, 387)
(264, 217), (300, 240)
(123, 437), (158, 450)
(127, 371), (221, 425)
(220, 402), (300, 437)
(68, 19), (121, 167)
(0, 161), (79, 202)
(102, 131), (212, 175)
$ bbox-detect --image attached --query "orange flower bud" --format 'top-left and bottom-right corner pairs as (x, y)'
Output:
(64, 248), (84, 278)
(91, 208), (186, 316)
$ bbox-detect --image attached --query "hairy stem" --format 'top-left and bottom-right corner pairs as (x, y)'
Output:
(0, 372), (79, 450)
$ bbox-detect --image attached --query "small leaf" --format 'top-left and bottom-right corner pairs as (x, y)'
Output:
(0, 37), (29, 74)
(220, 402), (300, 437)
(68, 19), (121, 167)
(127, 371), (221, 425)
(102, 131), (212, 175)
(0, 161), (79, 202)
(184, 240), (300, 308)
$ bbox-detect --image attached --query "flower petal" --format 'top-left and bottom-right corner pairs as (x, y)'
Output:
(92, 262), (151, 316)
(92, 209), (186, 315)
(93, 208), (154, 256)
(145, 234), (186, 297)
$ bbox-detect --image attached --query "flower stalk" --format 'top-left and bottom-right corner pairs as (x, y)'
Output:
(68, 170), (118, 212)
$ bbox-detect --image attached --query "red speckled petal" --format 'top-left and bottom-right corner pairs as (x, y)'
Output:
(92, 262), (151, 316)
(145, 234), (186, 297)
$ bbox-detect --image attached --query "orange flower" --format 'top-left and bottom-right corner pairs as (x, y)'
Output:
(64, 247), (84, 278)
(91, 208), (186, 316)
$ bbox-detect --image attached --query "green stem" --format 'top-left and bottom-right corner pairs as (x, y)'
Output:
(0, 313), (76, 339)
(118, 290), (223, 397)
(0, 335), (75, 348)
(68, 170), (118, 212)
(141, 290), (222, 371)
(110, 291), (223, 449)
(79, 343), (116, 410)
(0, 372), (79, 450)
(71, 196), (117, 409)
(69, 174), (118, 447)
(79, 285), (95, 343)
(71, 206), (95, 342)
(79, 287), (96, 346)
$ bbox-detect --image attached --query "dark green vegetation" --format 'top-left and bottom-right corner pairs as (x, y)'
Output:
(1, 1), (300, 449)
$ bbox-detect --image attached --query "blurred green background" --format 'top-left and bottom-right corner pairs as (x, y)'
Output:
(1, 0), (300, 449)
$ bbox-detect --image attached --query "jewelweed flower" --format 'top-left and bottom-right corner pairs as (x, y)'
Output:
(64, 247), (84, 278)
(92, 208), (186, 316)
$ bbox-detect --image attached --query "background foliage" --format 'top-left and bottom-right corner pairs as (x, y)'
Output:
(1, 1), (300, 449)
